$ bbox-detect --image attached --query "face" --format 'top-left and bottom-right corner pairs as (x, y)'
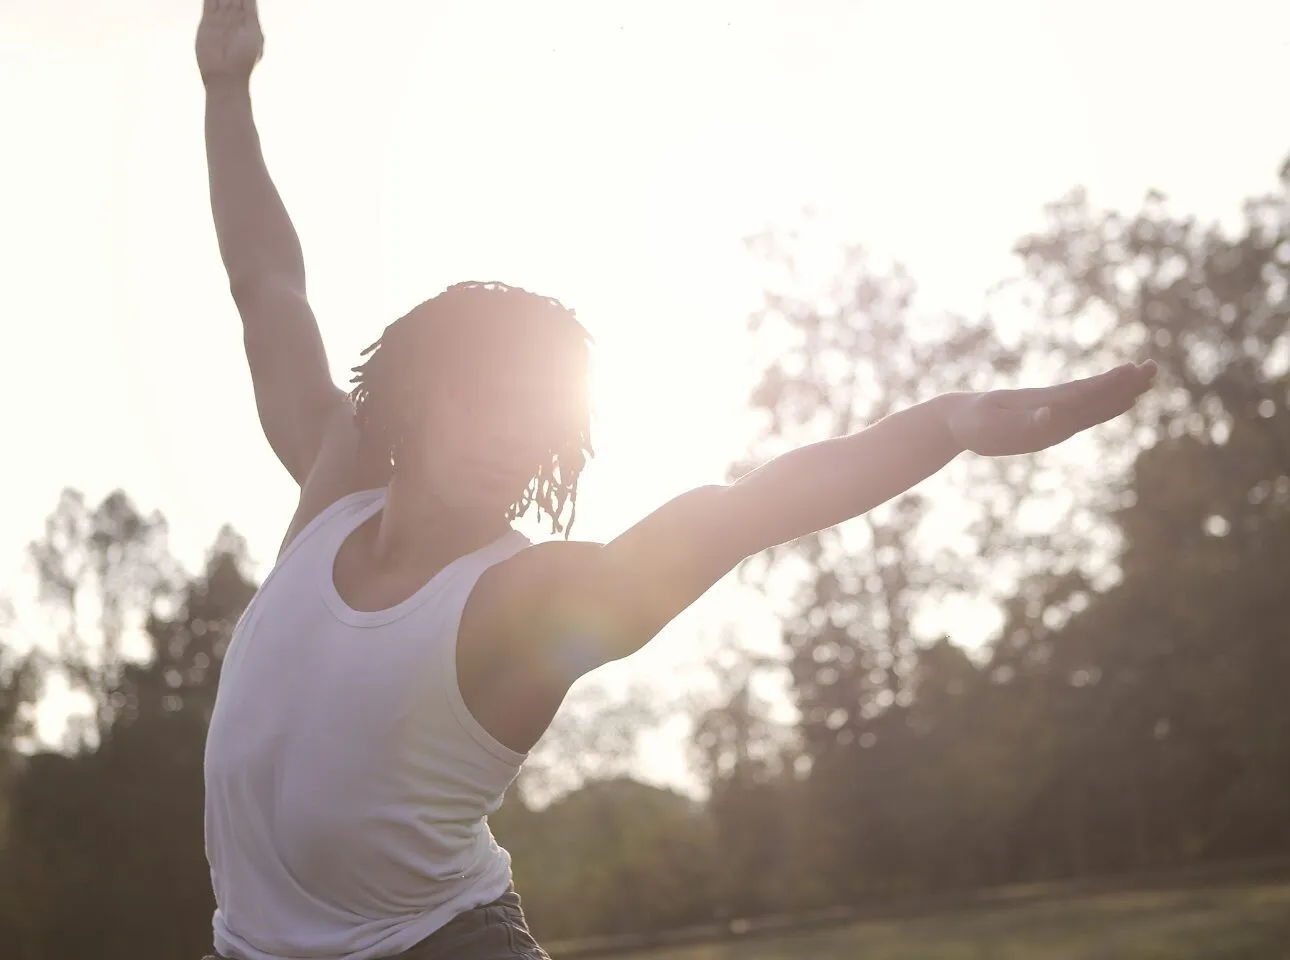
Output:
(400, 362), (585, 523)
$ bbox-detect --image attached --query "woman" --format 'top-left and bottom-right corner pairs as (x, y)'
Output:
(195, 2), (1156, 958)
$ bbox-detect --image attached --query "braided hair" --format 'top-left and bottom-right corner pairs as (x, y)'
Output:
(347, 281), (594, 536)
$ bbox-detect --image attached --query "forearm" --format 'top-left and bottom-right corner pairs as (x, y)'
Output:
(204, 80), (306, 294)
(729, 394), (966, 550)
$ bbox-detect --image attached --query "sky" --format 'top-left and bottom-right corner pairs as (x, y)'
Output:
(1, 0), (1287, 789)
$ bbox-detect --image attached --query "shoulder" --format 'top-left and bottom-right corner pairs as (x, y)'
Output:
(462, 539), (613, 685)
(453, 539), (612, 753)
(470, 539), (607, 635)
(466, 484), (745, 681)
(276, 403), (390, 558)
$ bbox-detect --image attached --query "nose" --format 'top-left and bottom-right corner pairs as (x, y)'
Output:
(478, 417), (531, 458)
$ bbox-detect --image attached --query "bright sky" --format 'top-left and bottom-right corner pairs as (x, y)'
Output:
(2, 0), (1287, 789)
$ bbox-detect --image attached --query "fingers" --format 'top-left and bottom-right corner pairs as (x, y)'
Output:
(1046, 368), (1154, 441)
(201, 0), (260, 22)
(1003, 360), (1156, 408)
(972, 360), (1156, 455)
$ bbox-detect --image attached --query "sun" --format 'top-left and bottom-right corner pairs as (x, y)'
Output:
(572, 309), (756, 543)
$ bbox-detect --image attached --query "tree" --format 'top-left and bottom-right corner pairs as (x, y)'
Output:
(518, 680), (667, 807)
(26, 488), (181, 745)
(2, 491), (257, 960)
(495, 778), (718, 941)
(726, 155), (1290, 899)
(979, 153), (1290, 877)
(688, 647), (805, 916)
(0, 603), (42, 950)
(731, 231), (1046, 894)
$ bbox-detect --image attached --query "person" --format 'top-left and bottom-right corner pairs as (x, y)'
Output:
(194, 2), (1157, 959)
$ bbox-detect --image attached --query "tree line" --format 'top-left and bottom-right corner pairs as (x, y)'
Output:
(0, 158), (1287, 957)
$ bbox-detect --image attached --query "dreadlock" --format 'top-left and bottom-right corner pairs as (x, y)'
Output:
(347, 281), (594, 537)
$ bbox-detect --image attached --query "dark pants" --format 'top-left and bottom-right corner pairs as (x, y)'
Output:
(396, 888), (549, 959)
(204, 888), (550, 960)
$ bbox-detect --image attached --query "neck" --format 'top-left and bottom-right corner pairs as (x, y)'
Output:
(374, 473), (511, 566)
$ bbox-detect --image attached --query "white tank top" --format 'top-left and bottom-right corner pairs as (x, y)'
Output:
(204, 489), (531, 960)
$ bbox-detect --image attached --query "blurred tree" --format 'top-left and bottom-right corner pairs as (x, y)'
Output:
(731, 232), (1043, 895)
(982, 155), (1290, 879)
(0, 597), (41, 814)
(2, 491), (256, 960)
(0, 603), (43, 953)
(519, 680), (666, 807)
(26, 488), (182, 744)
(495, 778), (718, 942)
(727, 155), (1290, 900)
(688, 647), (803, 917)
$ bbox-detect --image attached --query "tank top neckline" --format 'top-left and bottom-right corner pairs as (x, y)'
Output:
(316, 489), (525, 628)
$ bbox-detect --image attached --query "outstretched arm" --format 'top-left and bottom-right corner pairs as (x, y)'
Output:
(487, 361), (1158, 680)
(198, 0), (344, 484)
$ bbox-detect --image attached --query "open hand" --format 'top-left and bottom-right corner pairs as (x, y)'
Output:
(196, 0), (264, 85)
(947, 360), (1157, 457)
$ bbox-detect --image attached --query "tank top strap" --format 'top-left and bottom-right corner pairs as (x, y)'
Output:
(433, 529), (533, 767)
(418, 526), (532, 637)
(277, 489), (386, 573)
(447, 528), (532, 583)
(298, 488), (533, 629)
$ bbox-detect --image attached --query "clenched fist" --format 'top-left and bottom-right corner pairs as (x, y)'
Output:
(196, 0), (264, 85)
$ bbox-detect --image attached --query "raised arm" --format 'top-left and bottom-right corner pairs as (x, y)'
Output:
(482, 361), (1158, 685)
(197, 0), (344, 484)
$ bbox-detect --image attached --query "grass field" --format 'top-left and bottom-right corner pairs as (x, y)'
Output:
(622, 881), (1290, 960)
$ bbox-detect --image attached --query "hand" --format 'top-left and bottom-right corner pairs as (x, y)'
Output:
(946, 360), (1158, 457)
(196, 0), (264, 86)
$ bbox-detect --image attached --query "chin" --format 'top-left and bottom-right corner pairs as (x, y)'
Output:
(456, 489), (523, 523)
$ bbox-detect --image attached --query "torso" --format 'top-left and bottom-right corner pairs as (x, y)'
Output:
(205, 488), (536, 959)
(286, 409), (574, 754)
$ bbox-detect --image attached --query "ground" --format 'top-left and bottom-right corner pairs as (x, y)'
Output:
(620, 881), (1290, 960)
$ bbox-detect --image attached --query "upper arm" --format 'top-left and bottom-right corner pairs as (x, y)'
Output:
(233, 279), (347, 485)
(486, 484), (762, 680)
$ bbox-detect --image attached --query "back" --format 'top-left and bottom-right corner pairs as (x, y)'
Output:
(204, 490), (531, 960)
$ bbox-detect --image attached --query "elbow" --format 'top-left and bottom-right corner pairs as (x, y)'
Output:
(228, 277), (311, 347)
(226, 267), (306, 310)
(226, 273), (260, 306)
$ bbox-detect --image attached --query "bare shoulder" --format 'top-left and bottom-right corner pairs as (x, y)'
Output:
(463, 533), (673, 682)
(464, 539), (608, 658)
(466, 484), (744, 675)
(275, 400), (387, 558)
(457, 539), (608, 754)
(461, 540), (609, 681)
(456, 487), (747, 752)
